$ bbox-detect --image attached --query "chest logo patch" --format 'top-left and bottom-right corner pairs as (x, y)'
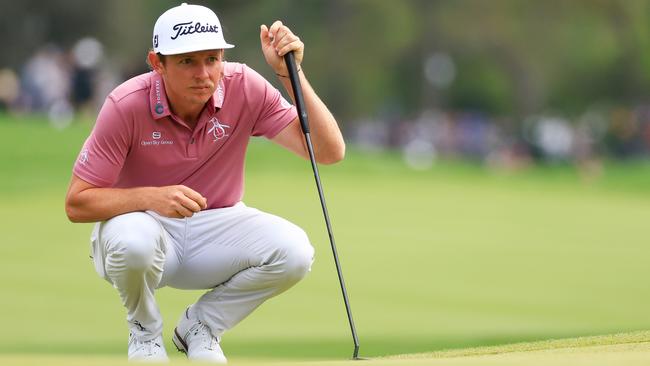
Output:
(141, 131), (174, 147)
(208, 117), (230, 142)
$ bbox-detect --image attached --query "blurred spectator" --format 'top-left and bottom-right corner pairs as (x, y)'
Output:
(529, 116), (574, 161)
(349, 105), (648, 171)
(8, 38), (119, 126)
(20, 45), (71, 113)
(0, 69), (20, 112)
(606, 108), (639, 158)
(70, 37), (104, 115)
(352, 118), (391, 152)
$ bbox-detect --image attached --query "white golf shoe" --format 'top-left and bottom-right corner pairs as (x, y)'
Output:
(128, 332), (169, 362)
(172, 306), (227, 364)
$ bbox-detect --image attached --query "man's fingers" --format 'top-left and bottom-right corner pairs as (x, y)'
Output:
(177, 185), (208, 210)
(261, 20), (303, 72)
(260, 24), (270, 45)
(272, 29), (289, 47)
(268, 20), (283, 38)
(174, 203), (194, 218)
(178, 194), (202, 213)
(276, 39), (303, 57)
(267, 24), (300, 56)
(167, 210), (185, 219)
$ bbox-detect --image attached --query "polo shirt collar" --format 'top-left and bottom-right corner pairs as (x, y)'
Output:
(149, 72), (171, 119)
(149, 72), (225, 120)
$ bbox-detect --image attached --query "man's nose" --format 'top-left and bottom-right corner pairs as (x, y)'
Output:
(194, 63), (210, 79)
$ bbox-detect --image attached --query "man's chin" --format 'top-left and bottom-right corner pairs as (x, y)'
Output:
(187, 94), (212, 105)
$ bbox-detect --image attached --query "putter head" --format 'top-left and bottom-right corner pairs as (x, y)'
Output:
(352, 345), (367, 360)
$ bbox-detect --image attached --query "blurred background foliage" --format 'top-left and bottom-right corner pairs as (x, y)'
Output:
(2, 0), (650, 164)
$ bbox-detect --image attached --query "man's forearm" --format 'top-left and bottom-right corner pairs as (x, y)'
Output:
(66, 186), (154, 223)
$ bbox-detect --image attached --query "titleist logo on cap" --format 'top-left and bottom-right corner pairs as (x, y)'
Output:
(171, 21), (220, 40)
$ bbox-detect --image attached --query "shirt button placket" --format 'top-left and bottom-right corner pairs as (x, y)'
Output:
(188, 136), (197, 158)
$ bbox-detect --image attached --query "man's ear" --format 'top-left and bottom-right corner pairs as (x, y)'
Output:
(147, 51), (164, 74)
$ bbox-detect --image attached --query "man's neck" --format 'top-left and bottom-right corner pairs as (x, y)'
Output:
(170, 103), (204, 129)
(164, 86), (205, 129)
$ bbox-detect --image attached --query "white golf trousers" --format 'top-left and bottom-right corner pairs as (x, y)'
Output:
(90, 202), (314, 341)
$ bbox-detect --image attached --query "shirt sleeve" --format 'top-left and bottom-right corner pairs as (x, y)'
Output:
(244, 65), (298, 138)
(72, 96), (132, 187)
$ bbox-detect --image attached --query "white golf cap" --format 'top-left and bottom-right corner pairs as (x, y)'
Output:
(153, 3), (234, 55)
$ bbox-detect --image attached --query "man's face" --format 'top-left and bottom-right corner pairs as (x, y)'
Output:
(154, 49), (224, 109)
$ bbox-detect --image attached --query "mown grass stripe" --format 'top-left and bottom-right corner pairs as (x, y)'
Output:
(385, 330), (650, 359)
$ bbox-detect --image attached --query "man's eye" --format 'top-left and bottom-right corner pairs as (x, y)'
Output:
(180, 58), (192, 65)
(208, 57), (218, 63)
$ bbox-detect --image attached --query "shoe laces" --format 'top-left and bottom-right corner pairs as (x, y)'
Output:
(187, 321), (219, 351)
(130, 333), (163, 356)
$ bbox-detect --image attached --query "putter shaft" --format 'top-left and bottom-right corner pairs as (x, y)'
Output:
(284, 52), (361, 360)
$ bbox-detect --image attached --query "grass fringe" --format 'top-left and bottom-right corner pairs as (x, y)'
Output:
(385, 330), (650, 359)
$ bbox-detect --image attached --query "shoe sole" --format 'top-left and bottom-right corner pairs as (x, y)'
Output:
(172, 327), (188, 355)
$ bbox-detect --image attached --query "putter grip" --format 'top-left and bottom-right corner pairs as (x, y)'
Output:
(284, 52), (310, 134)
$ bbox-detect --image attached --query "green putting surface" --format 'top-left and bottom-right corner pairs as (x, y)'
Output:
(4, 331), (650, 365)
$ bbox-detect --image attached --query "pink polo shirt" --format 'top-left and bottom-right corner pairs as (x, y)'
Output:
(73, 62), (297, 209)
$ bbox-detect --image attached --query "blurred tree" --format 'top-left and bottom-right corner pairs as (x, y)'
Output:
(4, 0), (650, 125)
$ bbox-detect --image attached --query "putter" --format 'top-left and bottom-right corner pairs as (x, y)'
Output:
(283, 51), (361, 360)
